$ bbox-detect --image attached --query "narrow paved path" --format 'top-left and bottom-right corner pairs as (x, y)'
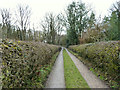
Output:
(45, 48), (65, 88)
(65, 48), (109, 88)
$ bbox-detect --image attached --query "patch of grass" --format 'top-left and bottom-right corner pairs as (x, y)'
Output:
(90, 68), (98, 76)
(63, 49), (89, 88)
(90, 68), (104, 80)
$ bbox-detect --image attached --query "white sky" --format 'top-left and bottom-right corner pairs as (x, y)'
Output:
(0, 0), (118, 30)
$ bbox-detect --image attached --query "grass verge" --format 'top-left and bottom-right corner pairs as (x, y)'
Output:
(63, 49), (89, 88)
(68, 49), (114, 88)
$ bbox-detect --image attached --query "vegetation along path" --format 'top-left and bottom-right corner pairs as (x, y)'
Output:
(65, 48), (109, 88)
(45, 47), (66, 88)
(45, 47), (109, 88)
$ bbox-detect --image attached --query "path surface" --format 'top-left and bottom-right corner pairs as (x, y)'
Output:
(65, 48), (109, 88)
(45, 48), (66, 88)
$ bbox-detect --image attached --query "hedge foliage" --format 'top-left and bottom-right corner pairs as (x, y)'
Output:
(69, 41), (120, 88)
(1, 40), (60, 88)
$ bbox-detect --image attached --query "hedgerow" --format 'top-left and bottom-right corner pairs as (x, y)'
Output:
(69, 41), (120, 88)
(1, 40), (60, 88)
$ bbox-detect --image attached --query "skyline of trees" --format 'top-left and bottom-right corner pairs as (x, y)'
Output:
(0, 1), (119, 46)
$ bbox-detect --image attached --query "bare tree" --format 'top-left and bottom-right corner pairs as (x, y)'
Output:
(49, 13), (56, 44)
(41, 13), (56, 44)
(15, 4), (31, 40)
(56, 13), (65, 44)
(0, 8), (11, 39)
(41, 13), (66, 44)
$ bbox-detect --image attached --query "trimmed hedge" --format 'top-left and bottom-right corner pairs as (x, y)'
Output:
(69, 41), (120, 88)
(1, 40), (60, 88)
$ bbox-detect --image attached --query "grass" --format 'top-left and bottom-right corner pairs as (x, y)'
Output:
(89, 68), (104, 80)
(63, 49), (89, 88)
(68, 49), (105, 81)
(68, 49), (120, 88)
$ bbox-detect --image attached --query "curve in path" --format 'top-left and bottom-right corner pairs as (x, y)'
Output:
(65, 48), (109, 88)
(45, 48), (66, 88)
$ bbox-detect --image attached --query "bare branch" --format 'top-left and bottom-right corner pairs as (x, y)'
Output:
(15, 4), (31, 31)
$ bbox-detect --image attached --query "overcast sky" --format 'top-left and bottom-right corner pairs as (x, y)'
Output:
(0, 0), (118, 30)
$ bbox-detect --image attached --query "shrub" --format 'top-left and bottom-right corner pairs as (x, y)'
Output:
(1, 40), (60, 88)
(69, 41), (120, 88)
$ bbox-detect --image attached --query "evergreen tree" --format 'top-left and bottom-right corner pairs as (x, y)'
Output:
(109, 11), (118, 40)
(66, 1), (90, 45)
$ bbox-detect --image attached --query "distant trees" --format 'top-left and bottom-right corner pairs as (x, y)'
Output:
(66, 2), (78, 45)
(106, 11), (119, 40)
(102, 1), (120, 41)
(66, 0), (120, 45)
(111, 1), (120, 40)
(79, 11), (97, 43)
(88, 12), (96, 28)
(55, 14), (65, 45)
(66, 1), (91, 45)
(59, 35), (67, 46)
(41, 13), (56, 44)
(41, 13), (65, 44)
(0, 9), (11, 39)
(0, 4), (42, 42)
(0, 1), (119, 45)
(15, 4), (31, 40)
